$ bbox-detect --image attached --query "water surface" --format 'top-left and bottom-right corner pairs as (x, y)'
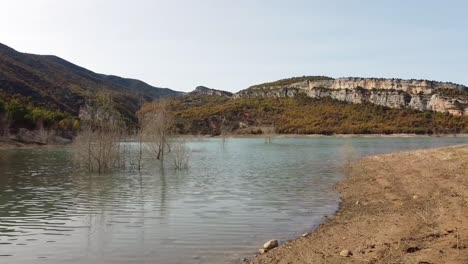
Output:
(0, 137), (466, 263)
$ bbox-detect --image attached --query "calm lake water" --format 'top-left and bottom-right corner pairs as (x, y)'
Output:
(0, 137), (467, 263)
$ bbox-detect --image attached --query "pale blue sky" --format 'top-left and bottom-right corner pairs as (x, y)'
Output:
(1, 0), (467, 92)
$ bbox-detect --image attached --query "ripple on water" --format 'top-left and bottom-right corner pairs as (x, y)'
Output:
(0, 137), (466, 264)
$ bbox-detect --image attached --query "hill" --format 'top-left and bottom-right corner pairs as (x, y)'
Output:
(237, 76), (468, 115)
(0, 42), (181, 122)
(141, 94), (468, 135)
(151, 76), (467, 135)
(2, 41), (467, 137)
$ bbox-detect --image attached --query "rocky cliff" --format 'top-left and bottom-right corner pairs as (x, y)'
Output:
(236, 77), (468, 115)
(191, 86), (234, 97)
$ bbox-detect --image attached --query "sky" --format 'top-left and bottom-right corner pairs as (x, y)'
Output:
(1, 0), (467, 92)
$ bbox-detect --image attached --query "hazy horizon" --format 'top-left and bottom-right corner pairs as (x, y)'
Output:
(2, 0), (467, 92)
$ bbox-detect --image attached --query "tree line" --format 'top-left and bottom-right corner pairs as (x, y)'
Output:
(0, 96), (79, 141)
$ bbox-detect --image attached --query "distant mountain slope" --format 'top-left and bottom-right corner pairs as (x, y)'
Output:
(169, 77), (468, 135)
(237, 76), (468, 115)
(0, 42), (181, 120)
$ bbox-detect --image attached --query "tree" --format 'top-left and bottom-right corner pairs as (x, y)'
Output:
(6, 99), (30, 127)
(173, 140), (191, 170)
(220, 115), (228, 147)
(74, 92), (125, 173)
(139, 101), (174, 162)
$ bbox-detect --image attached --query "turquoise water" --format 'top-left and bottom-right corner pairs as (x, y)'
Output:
(0, 137), (466, 263)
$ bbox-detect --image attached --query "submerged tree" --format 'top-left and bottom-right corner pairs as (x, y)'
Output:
(74, 92), (126, 173)
(173, 141), (191, 170)
(220, 115), (228, 147)
(137, 101), (192, 170)
(139, 102), (174, 162)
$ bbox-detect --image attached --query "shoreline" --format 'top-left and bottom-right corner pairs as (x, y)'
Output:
(3, 134), (467, 149)
(181, 133), (468, 139)
(0, 137), (70, 150)
(248, 145), (468, 263)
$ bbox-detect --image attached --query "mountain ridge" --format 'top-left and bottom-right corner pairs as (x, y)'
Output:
(0, 42), (182, 121)
(1, 41), (468, 124)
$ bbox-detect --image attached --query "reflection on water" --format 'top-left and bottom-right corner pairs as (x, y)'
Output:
(0, 137), (466, 263)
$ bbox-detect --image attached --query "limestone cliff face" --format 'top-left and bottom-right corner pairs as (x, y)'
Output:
(236, 78), (468, 115)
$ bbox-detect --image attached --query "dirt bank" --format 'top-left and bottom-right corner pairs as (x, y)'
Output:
(249, 145), (468, 263)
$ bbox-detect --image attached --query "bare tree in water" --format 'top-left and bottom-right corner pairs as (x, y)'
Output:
(138, 101), (193, 170)
(136, 94), (144, 171)
(220, 115), (228, 147)
(139, 102), (174, 163)
(173, 140), (191, 170)
(74, 92), (125, 173)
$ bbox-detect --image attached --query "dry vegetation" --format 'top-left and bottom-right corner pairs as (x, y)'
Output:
(137, 102), (191, 169)
(172, 141), (191, 170)
(73, 96), (191, 173)
(73, 92), (126, 173)
(138, 102), (174, 162)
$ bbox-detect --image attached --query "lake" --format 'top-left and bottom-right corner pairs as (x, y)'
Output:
(0, 137), (467, 263)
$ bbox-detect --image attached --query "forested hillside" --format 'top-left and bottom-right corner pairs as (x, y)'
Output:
(142, 94), (468, 135)
(0, 42), (180, 123)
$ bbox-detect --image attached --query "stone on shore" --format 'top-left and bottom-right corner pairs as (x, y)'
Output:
(339, 249), (352, 257)
(263, 240), (278, 250)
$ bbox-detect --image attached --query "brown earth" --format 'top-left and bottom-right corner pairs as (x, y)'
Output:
(249, 145), (468, 264)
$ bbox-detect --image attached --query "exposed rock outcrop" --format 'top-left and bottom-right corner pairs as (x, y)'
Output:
(237, 77), (468, 115)
(191, 86), (233, 97)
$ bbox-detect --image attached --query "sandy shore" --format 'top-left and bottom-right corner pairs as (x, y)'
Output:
(249, 145), (468, 263)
